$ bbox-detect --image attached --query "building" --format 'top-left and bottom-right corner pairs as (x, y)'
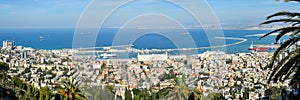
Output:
(137, 52), (168, 61)
(2, 40), (14, 49)
(2, 41), (7, 48)
(114, 80), (129, 100)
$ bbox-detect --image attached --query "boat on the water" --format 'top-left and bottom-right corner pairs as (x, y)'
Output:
(96, 53), (117, 59)
(249, 42), (279, 51)
(40, 36), (45, 39)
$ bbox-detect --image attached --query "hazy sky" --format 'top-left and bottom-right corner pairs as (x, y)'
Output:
(0, 0), (299, 28)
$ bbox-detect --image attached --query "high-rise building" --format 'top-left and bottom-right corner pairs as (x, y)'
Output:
(2, 41), (7, 48)
(2, 40), (14, 49)
(7, 41), (14, 49)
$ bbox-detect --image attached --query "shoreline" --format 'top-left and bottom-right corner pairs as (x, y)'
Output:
(8, 36), (249, 54)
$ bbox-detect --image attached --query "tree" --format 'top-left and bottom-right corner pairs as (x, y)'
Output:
(213, 93), (223, 100)
(189, 88), (203, 100)
(0, 62), (8, 83)
(0, 85), (18, 100)
(37, 67), (42, 72)
(132, 88), (151, 100)
(156, 87), (173, 99)
(0, 62), (8, 72)
(55, 77), (87, 100)
(11, 76), (25, 89)
(125, 89), (132, 100)
(39, 86), (52, 100)
(83, 85), (115, 100)
(260, 0), (300, 85)
(162, 75), (190, 100)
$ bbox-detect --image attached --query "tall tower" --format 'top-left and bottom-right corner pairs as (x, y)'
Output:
(2, 41), (6, 48)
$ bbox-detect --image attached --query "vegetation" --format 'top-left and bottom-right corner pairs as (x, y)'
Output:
(82, 85), (115, 100)
(55, 77), (87, 100)
(200, 93), (223, 100)
(161, 75), (197, 100)
(260, 0), (300, 85)
(0, 62), (87, 100)
(0, 62), (9, 72)
(1, 74), (39, 99)
(188, 88), (202, 100)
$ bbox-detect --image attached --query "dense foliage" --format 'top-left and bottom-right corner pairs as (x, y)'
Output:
(0, 62), (86, 100)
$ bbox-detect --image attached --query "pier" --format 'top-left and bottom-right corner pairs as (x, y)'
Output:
(74, 37), (247, 54)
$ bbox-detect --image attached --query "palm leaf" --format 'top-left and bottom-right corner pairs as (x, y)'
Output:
(273, 54), (299, 82)
(268, 47), (300, 83)
(266, 11), (300, 19)
(289, 62), (300, 85)
(259, 27), (300, 40)
(268, 36), (300, 68)
(268, 51), (292, 82)
(277, 0), (300, 2)
(289, 0), (300, 2)
(55, 77), (86, 100)
(292, 22), (300, 26)
(290, 29), (300, 36)
(275, 27), (300, 42)
(260, 19), (300, 25)
(279, 49), (300, 82)
(282, 67), (296, 82)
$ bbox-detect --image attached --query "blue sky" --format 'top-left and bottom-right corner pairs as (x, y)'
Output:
(0, 0), (299, 28)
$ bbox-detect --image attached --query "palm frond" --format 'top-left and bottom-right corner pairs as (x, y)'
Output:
(290, 29), (300, 36)
(268, 36), (300, 68)
(259, 27), (300, 40)
(290, 62), (300, 85)
(278, 50), (300, 82)
(292, 22), (300, 26)
(289, 0), (300, 2)
(260, 19), (300, 25)
(275, 27), (300, 42)
(273, 54), (299, 82)
(268, 48), (300, 83)
(54, 77), (86, 100)
(282, 66), (296, 81)
(268, 51), (294, 82)
(278, 0), (300, 2)
(266, 11), (300, 19)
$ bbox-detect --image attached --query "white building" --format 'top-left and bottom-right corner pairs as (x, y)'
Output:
(137, 52), (168, 61)
(2, 41), (7, 48)
(2, 40), (14, 49)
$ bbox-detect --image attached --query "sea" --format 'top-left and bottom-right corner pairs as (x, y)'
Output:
(0, 28), (289, 54)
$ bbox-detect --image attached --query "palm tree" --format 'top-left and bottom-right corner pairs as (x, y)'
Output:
(275, 0), (300, 2)
(260, 0), (300, 85)
(55, 77), (87, 100)
(39, 86), (52, 100)
(163, 75), (190, 100)
(192, 87), (203, 100)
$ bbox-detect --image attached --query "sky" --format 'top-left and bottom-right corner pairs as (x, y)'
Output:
(0, 0), (299, 29)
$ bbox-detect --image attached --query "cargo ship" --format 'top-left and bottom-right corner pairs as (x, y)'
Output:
(248, 42), (279, 51)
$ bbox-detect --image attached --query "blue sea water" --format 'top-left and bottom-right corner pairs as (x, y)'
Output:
(0, 28), (288, 54)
